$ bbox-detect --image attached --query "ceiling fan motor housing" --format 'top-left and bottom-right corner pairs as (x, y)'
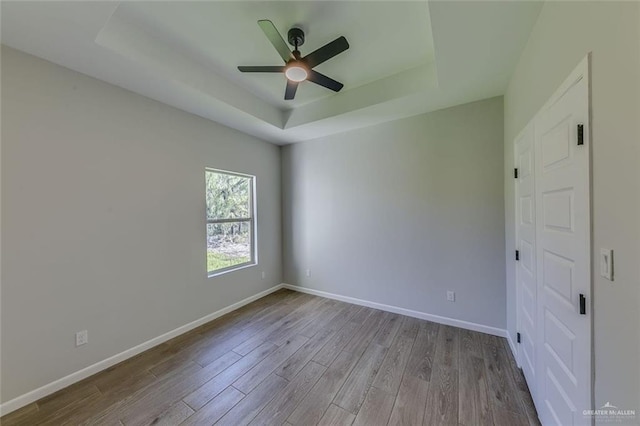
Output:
(287, 27), (305, 48)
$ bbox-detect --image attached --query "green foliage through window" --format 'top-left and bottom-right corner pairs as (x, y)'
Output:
(206, 170), (254, 274)
(206, 172), (250, 220)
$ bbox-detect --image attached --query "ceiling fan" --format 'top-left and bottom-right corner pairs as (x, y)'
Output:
(238, 20), (349, 100)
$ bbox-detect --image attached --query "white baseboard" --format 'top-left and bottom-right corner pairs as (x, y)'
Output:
(282, 284), (508, 338)
(2, 282), (508, 416)
(0, 284), (284, 417)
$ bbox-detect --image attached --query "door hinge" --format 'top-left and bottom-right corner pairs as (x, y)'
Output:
(517, 332), (521, 343)
(515, 250), (520, 261)
(577, 124), (584, 145)
(514, 168), (519, 179)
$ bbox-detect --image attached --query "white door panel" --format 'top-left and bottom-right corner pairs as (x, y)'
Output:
(534, 59), (590, 426)
(515, 122), (537, 400)
(514, 57), (591, 426)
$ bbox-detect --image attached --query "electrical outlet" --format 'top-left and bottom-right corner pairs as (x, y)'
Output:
(261, 271), (266, 279)
(76, 330), (88, 347)
(447, 291), (455, 302)
(305, 269), (311, 277)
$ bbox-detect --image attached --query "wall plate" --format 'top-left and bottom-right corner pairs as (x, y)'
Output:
(599, 248), (613, 281)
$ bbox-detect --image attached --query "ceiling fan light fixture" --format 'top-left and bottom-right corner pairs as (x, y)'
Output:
(238, 20), (349, 99)
(285, 63), (308, 82)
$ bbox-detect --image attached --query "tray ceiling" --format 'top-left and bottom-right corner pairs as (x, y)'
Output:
(1, 1), (542, 144)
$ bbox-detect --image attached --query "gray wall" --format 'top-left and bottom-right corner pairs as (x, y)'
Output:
(1, 47), (282, 402)
(503, 1), (640, 412)
(282, 97), (506, 329)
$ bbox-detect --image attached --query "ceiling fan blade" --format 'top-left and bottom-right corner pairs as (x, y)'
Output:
(238, 66), (285, 73)
(303, 36), (349, 68)
(307, 70), (344, 92)
(284, 80), (299, 100)
(258, 20), (294, 63)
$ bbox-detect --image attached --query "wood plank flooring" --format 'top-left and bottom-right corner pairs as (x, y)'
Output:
(1, 289), (539, 425)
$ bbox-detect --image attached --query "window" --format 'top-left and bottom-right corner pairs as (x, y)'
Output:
(206, 168), (256, 276)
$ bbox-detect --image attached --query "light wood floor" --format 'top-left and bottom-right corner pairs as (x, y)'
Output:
(1, 289), (539, 426)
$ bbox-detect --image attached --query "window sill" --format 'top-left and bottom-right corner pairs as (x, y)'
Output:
(207, 262), (257, 278)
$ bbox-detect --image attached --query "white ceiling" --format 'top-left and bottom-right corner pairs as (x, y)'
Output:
(113, 2), (435, 109)
(0, 1), (542, 144)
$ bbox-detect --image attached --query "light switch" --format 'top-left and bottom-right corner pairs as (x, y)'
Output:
(600, 248), (613, 281)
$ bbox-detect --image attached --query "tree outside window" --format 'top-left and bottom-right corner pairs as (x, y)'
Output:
(206, 169), (256, 276)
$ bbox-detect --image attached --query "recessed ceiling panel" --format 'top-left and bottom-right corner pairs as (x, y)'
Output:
(112, 1), (435, 109)
(1, 1), (543, 144)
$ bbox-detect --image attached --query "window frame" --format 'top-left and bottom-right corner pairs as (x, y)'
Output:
(205, 168), (257, 277)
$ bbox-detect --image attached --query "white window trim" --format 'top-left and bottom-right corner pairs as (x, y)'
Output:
(206, 168), (257, 278)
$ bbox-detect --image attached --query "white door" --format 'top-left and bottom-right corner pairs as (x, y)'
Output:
(534, 57), (591, 425)
(515, 123), (537, 401)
